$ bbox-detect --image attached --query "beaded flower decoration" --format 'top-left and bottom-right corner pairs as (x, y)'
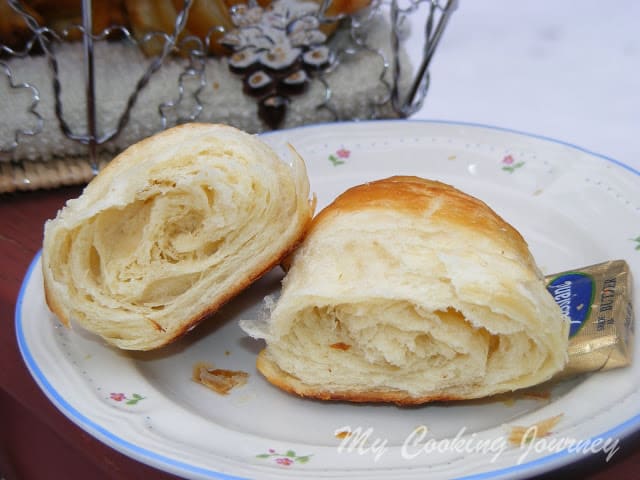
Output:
(220, 0), (335, 128)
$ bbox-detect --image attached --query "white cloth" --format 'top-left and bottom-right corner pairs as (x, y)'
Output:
(1, 14), (407, 162)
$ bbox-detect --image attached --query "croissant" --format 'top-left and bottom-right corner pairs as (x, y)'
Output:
(23, 0), (128, 41)
(42, 123), (313, 350)
(2, 0), (374, 55)
(241, 176), (569, 404)
(0, 1), (43, 50)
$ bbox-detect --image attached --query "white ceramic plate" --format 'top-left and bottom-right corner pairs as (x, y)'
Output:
(16, 120), (640, 479)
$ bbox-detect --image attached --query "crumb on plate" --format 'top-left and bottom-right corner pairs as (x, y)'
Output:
(192, 361), (249, 395)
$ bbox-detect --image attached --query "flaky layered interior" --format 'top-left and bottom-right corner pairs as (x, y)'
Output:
(241, 178), (569, 403)
(43, 124), (312, 350)
(261, 299), (560, 401)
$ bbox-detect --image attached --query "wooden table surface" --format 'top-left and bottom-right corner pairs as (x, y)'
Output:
(1, 186), (640, 479)
(0, 187), (180, 480)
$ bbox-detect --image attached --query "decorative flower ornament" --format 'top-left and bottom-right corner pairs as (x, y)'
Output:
(220, 0), (335, 129)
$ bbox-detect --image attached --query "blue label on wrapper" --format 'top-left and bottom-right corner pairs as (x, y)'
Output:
(547, 273), (595, 338)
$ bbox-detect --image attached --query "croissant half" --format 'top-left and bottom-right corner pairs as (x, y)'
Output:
(241, 176), (569, 404)
(43, 123), (313, 350)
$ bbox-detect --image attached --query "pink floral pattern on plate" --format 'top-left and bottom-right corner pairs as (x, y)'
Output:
(256, 448), (312, 466)
(109, 392), (146, 405)
(501, 154), (525, 173)
(329, 148), (350, 166)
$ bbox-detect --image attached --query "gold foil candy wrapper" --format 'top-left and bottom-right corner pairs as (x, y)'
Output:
(546, 260), (634, 377)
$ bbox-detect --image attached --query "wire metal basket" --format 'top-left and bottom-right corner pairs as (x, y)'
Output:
(0, 0), (456, 192)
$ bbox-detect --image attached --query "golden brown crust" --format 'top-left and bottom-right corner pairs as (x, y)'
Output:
(0, 1), (44, 49)
(25, 0), (128, 41)
(42, 270), (70, 328)
(172, 0), (233, 56)
(224, 0), (271, 7)
(4, 0), (373, 55)
(125, 0), (181, 56)
(323, 0), (371, 17)
(309, 176), (532, 266)
(159, 221), (310, 347)
(256, 350), (464, 405)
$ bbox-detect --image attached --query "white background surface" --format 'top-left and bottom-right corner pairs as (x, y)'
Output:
(412, 0), (640, 172)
